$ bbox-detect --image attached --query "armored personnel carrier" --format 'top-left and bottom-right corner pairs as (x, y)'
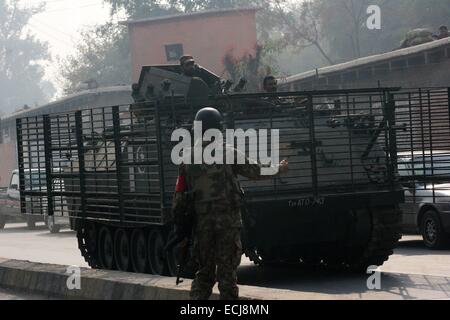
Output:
(17, 65), (408, 275)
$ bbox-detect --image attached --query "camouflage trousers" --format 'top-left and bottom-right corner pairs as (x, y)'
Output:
(190, 227), (242, 300)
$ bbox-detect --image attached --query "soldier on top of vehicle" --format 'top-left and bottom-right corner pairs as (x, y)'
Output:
(260, 75), (307, 108)
(263, 75), (278, 93)
(179, 55), (222, 96)
(180, 55), (197, 77)
(260, 75), (283, 106)
(434, 25), (449, 39)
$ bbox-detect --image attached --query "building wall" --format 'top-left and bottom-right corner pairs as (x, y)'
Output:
(128, 10), (258, 82)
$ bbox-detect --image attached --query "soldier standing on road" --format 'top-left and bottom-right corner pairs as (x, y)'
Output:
(172, 107), (288, 300)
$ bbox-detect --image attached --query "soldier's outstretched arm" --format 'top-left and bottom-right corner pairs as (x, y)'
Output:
(231, 147), (288, 180)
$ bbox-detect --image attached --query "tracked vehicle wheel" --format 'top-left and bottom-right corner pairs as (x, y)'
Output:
(252, 206), (401, 272)
(114, 229), (131, 271)
(147, 229), (166, 275)
(98, 226), (116, 270)
(77, 222), (100, 268)
(131, 229), (148, 273)
(346, 206), (402, 272)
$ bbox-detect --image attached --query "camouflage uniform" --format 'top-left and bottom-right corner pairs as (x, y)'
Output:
(172, 144), (268, 300)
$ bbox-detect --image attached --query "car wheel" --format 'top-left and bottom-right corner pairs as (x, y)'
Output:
(0, 216), (6, 230)
(47, 216), (61, 234)
(421, 210), (449, 249)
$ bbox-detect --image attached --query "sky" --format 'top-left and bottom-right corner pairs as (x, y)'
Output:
(22, 0), (121, 94)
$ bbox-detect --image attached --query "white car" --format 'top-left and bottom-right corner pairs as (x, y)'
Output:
(0, 170), (45, 229)
(398, 151), (450, 249)
(0, 169), (70, 233)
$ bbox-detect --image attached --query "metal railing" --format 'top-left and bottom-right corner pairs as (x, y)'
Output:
(395, 87), (450, 204)
(15, 87), (450, 225)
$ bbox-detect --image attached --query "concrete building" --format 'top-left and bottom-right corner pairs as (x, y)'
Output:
(122, 8), (259, 82)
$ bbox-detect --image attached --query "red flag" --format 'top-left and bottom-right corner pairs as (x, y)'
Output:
(175, 176), (187, 192)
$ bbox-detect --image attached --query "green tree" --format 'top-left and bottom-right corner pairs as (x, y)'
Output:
(60, 1), (175, 93)
(273, 0), (334, 65)
(223, 44), (277, 92)
(107, 0), (177, 19)
(106, 0), (268, 17)
(0, 0), (54, 114)
(59, 23), (131, 94)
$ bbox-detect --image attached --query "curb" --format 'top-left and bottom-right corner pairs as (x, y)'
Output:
(0, 258), (316, 300)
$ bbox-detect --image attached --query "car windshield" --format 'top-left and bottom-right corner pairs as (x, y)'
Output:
(398, 154), (450, 178)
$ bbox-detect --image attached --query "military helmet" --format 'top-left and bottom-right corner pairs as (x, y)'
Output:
(180, 55), (195, 66)
(195, 107), (223, 132)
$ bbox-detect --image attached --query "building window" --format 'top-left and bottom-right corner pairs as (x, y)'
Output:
(165, 44), (184, 62)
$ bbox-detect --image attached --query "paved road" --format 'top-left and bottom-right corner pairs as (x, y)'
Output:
(1, 223), (450, 299)
(0, 223), (86, 267)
